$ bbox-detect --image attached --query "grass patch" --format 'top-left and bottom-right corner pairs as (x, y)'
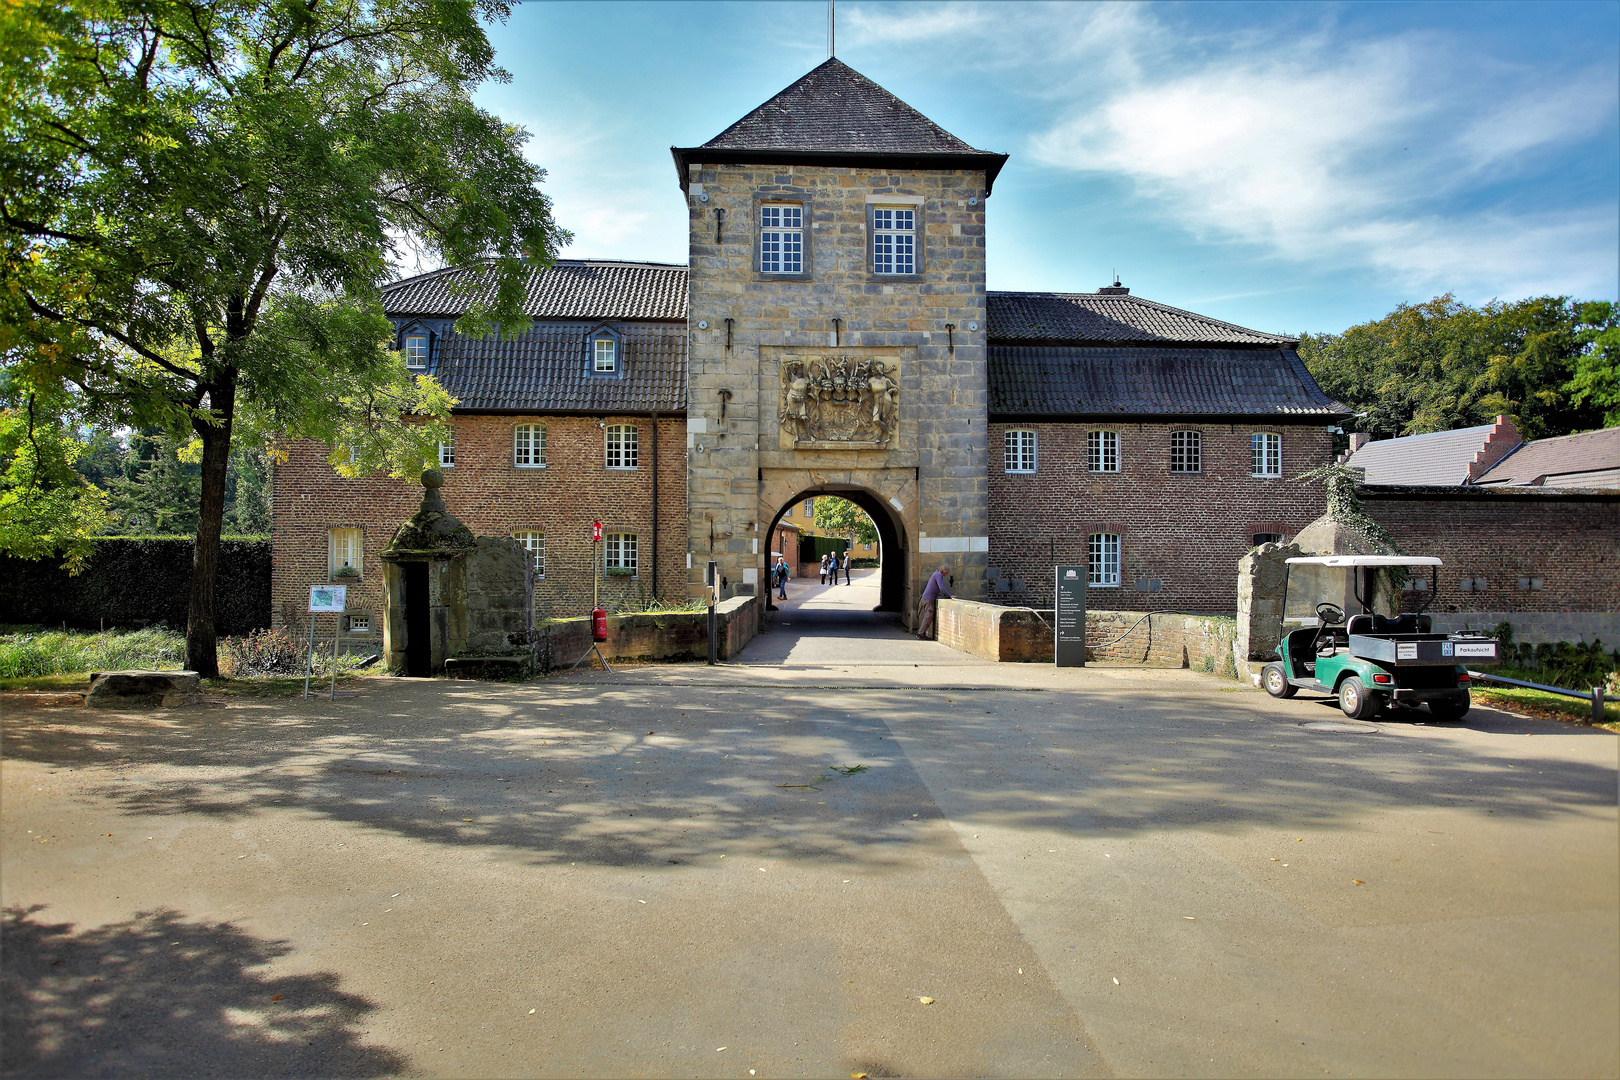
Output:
(1474, 686), (1619, 731)
(0, 627), (185, 679)
(0, 674), (92, 693)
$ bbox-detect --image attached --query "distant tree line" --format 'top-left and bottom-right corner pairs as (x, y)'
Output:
(1299, 295), (1619, 442)
(73, 429), (271, 537)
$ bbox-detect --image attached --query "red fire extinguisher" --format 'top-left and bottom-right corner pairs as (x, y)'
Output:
(592, 607), (608, 642)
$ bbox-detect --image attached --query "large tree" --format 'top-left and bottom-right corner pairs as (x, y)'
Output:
(814, 497), (878, 548)
(0, 0), (567, 674)
(1299, 295), (1617, 441)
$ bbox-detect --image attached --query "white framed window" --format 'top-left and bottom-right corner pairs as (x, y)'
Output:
(804, 497), (815, 517)
(1252, 432), (1282, 477)
(872, 207), (916, 275)
(759, 204), (803, 274)
(347, 612), (371, 633)
(513, 531), (545, 579)
(438, 429), (455, 468)
(593, 337), (616, 372)
(606, 532), (637, 573)
(606, 424), (638, 469)
(514, 424), (545, 467)
(1088, 533), (1120, 587)
(404, 334), (428, 369)
(329, 528), (362, 576)
(1004, 429), (1037, 474)
(1170, 430), (1201, 473)
(1087, 430), (1120, 473)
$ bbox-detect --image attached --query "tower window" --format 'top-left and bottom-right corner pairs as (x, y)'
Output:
(872, 207), (916, 275)
(759, 204), (803, 274)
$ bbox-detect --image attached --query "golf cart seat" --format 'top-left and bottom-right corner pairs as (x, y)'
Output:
(1373, 612), (1430, 634)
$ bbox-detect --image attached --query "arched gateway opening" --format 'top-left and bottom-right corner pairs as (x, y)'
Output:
(765, 487), (907, 616)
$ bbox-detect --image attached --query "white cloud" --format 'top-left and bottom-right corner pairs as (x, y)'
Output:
(891, 3), (1620, 300)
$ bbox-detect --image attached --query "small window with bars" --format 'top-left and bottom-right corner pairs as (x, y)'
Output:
(513, 531), (545, 579)
(1088, 533), (1121, 587)
(606, 424), (638, 469)
(1004, 429), (1037, 473)
(329, 528), (362, 577)
(1170, 430), (1200, 473)
(514, 424), (545, 467)
(346, 612), (371, 633)
(1252, 432), (1282, 477)
(1087, 430), (1120, 473)
(872, 207), (916, 275)
(438, 429), (455, 468)
(404, 334), (428, 369)
(606, 532), (637, 573)
(759, 204), (803, 274)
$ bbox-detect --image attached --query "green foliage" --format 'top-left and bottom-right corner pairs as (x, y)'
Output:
(1299, 295), (1617, 440)
(0, 536), (270, 635)
(0, 0), (568, 671)
(220, 628), (303, 677)
(1491, 622), (1618, 689)
(0, 389), (108, 571)
(813, 497), (878, 545)
(0, 626), (185, 678)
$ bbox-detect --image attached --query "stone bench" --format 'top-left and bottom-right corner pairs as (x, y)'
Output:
(86, 670), (201, 708)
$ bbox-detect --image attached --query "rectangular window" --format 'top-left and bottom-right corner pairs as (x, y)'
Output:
(513, 531), (545, 579)
(1003, 429), (1037, 473)
(1088, 533), (1120, 587)
(759, 204), (803, 274)
(514, 424), (546, 467)
(404, 334), (428, 369)
(804, 497), (815, 517)
(1087, 430), (1120, 473)
(1252, 532), (1283, 546)
(438, 429), (455, 468)
(606, 532), (637, 573)
(593, 338), (616, 372)
(346, 612), (371, 633)
(329, 528), (362, 576)
(1170, 430), (1201, 473)
(872, 207), (916, 275)
(606, 424), (638, 469)
(1252, 432), (1282, 477)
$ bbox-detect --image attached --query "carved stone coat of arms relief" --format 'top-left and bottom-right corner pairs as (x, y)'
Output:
(779, 356), (899, 446)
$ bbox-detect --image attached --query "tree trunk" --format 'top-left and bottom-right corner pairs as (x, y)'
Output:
(186, 377), (236, 678)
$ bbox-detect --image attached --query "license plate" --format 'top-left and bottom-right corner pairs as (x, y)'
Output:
(1397, 643), (1418, 659)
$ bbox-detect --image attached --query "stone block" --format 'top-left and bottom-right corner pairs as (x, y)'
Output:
(87, 670), (201, 708)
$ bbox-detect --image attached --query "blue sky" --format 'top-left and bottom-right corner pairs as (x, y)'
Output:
(465, 1), (1619, 336)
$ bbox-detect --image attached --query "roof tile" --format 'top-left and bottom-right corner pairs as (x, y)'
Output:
(383, 260), (687, 322)
(988, 291), (1295, 346)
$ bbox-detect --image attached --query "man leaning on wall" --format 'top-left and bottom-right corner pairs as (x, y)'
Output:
(918, 561), (952, 640)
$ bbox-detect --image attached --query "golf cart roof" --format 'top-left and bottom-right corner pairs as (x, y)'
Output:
(1286, 555), (1443, 567)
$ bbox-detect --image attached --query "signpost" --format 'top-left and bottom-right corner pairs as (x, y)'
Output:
(305, 585), (346, 699)
(705, 560), (719, 666)
(1054, 566), (1086, 668)
(571, 520), (614, 672)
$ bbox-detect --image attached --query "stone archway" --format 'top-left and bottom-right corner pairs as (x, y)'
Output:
(759, 468), (918, 621)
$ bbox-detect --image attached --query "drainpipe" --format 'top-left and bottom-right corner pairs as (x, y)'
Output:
(648, 410), (659, 600)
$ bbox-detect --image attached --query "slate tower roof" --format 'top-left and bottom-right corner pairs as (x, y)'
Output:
(671, 58), (1007, 191)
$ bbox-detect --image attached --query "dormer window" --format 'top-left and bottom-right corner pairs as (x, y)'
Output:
(404, 333), (428, 369)
(585, 324), (622, 377)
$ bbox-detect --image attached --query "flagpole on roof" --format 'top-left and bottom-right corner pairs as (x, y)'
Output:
(829, 0), (835, 57)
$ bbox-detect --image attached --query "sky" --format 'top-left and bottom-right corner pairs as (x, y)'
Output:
(464, 1), (1620, 336)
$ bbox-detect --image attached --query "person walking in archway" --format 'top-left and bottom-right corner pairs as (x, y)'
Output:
(918, 561), (952, 640)
(819, 553), (829, 585)
(775, 556), (789, 599)
(841, 549), (852, 585)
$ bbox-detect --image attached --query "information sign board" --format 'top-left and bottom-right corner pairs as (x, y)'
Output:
(1055, 566), (1086, 667)
(308, 585), (347, 613)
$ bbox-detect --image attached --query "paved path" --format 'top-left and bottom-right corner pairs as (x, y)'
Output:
(4, 657), (1616, 1078)
(751, 567), (964, 667)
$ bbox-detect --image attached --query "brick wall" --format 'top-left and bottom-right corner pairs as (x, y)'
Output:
(1359, 486), (1620, 614)
(987, 421), (1332, 613)
(271, 413), (688, 634)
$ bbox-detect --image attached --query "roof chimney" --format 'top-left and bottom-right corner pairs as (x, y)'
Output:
(1465, 414), (1523, 483)
(1098, 276), (1129, 296)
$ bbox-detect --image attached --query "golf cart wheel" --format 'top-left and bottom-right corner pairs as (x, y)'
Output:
(1263, 664), (1297, 698)
(1429, 693), (1470, 722)
(1338, 676), (1383, 720)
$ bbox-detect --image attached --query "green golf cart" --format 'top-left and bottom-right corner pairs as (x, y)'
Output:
(1261, 555), (1500, 721)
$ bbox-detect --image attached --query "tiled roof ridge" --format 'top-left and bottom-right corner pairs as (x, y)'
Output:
(1362, 423), (1496, 444)
(989, 290), (1297, 344)
(383, 258), (688, 292)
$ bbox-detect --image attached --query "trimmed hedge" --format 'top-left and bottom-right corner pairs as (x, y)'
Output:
(802, 535), (849, 561)
(0, 536), (270, 635)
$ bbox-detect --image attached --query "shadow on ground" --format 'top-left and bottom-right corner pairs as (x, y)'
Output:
(0, 906), (403, 1079)
(2, 677), (1613, 872)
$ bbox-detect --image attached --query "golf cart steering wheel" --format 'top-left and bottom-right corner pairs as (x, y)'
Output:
(1315, 602), (1346, 626)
